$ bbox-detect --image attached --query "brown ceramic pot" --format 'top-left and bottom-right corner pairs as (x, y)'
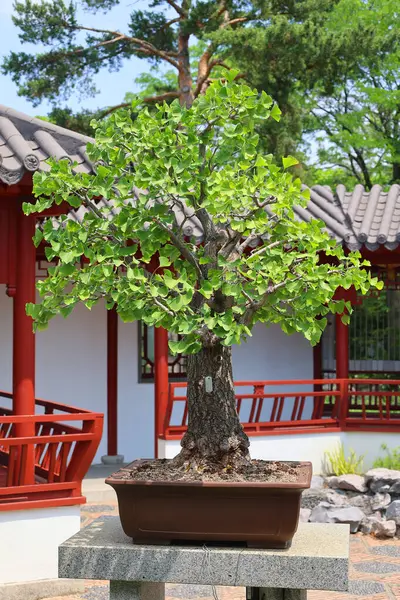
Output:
(106, 459), (312, 549)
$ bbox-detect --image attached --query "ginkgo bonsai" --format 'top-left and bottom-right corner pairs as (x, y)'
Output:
(26, 76), (377, 474)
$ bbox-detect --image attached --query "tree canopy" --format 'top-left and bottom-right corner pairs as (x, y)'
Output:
(26, 79), (378, 352)
(3, 0), (387, 163)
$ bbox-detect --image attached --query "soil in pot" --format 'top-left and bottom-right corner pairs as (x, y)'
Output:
(106, 459), (312, 549)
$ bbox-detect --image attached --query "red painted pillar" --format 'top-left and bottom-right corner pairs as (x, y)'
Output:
(336, 312), (349, 428)
(13, 205), (36, 485)
(313, 342), (322, 381)
(107, 309), (118, 456)
(154, 327), (169, 458)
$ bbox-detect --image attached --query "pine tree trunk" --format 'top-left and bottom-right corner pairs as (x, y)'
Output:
(174, 343), (250, 470)
(178, 32), (194, 108)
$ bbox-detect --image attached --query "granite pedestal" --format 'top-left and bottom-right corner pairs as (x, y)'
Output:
(59, 517), (349, 600)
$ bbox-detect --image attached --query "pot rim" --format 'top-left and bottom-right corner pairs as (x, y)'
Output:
(105, 459), (313, 489)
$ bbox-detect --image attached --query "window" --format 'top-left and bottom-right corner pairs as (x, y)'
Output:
(139, 322), (187, 382)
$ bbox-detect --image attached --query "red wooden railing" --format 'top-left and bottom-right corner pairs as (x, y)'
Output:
(162, 379), (400, 439)
(0, 391), (103, 511)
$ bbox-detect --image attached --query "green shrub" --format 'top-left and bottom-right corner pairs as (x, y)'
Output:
(324, 444), (365, 475)
(373, 444), (400, 470)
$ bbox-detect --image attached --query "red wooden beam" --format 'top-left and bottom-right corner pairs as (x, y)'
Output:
(154, 327), (169, 458)
(107, 309), (118, 456)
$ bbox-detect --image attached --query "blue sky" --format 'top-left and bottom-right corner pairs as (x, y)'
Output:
(0, 0), (156, 116)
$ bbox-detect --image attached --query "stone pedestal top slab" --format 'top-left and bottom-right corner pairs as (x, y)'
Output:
(59, 517), (349, 591)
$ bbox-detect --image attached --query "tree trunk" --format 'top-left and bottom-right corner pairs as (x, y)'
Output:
(178, 32), (194, 108)
(392, 162), (400, 184)
(175, 343), (250, 470)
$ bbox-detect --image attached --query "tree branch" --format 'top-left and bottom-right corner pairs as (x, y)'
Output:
(154, 218), (204, 281)
(248, 240), (282, 259)
(238, 233), (258, 253)
(224, 17), (250, 26)
(165, 0), (187, 17)
(65, 23), (180, 68)
(161, 17), (182, 30)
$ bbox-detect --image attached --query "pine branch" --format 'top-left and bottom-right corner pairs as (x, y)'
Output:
(165, 0), (187, 17)
(224, 17), (250, 26)
(64, 23), (180, 68)
(161, 17), (182, 30)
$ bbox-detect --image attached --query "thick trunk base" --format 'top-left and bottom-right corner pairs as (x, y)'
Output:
(173, 343), (250, 472)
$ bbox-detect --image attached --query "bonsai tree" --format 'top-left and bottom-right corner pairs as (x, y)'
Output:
(26, 77), (377, 472)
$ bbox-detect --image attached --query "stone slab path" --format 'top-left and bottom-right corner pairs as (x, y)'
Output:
(50, 502), (400, 600)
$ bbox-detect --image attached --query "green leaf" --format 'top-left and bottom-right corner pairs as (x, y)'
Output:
(282, 156), (299, 169)
(159, 256), (171, 267)
(163, 272), (178, 289)
(341, 313), (350, 325)
(270, 103), (281, 122)
(199, 280), (213, 299)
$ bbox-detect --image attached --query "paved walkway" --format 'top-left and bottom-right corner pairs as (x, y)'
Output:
(52, 502), (400, 600)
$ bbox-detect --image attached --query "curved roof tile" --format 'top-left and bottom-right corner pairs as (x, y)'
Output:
(0, 104), (93, 185)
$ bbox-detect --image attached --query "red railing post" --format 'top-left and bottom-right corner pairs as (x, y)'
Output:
(338, 379), (349, 430)
(65, 415), (103, 491)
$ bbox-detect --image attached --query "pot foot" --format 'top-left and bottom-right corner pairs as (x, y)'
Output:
(247, 540), (292, 550)
(133, 538), (171, 546)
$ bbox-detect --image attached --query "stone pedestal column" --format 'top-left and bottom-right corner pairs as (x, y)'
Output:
(110, 581), (165, 600)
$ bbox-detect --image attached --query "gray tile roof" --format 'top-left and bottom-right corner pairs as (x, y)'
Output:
(306, 184), (400, 251)
(0, 105), (93, 185)
(2, 104), (400, 252)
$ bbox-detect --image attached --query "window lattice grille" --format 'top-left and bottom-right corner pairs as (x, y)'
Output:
(322, 266), (400, 376)
(140, 323), (187, 381)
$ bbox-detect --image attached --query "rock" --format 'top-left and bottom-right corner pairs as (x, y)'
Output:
(301, 488), (331, 510)
(359, 515), (382, 535)
(327, 474), (367, 493)
(386, 500), (400, 525)
(371, 492), (391, 512)
(302, 487), (350, 510)
(309, 503), (365, 533)
(365, 468), (400, 493)
(371, 519), (397, 538)
(300, 508), (311, 523)
(311, 475), (325, 489)
(326, 490), (350, 506)
(348, 494), (373, 515)
(390, 480), (400, 494)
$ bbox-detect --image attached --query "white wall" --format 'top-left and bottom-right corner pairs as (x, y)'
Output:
(117, 320), (154, 462)
(344, 432), (400, 471)
(0, 506), (80, 584)
(232, 322), (313, 382)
